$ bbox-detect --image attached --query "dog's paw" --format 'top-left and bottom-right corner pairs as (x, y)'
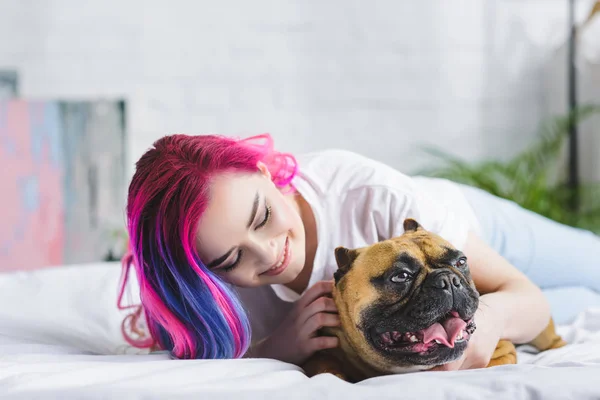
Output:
(486, 340), (517, 367)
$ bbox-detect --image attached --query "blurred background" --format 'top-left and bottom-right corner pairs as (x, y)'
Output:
(1, 0), (599, 271)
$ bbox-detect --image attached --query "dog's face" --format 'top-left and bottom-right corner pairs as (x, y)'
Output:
(333, 219), (479, 373)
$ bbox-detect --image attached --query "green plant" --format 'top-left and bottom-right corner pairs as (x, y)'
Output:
(418, 104), (600, 234)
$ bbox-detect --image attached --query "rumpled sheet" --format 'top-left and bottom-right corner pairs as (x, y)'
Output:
(1, 263), (599, 399)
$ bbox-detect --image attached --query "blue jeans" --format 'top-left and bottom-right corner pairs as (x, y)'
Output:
(459, 185), (600, 325)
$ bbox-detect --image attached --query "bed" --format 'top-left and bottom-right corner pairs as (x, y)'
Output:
(1, 262), (600, 399)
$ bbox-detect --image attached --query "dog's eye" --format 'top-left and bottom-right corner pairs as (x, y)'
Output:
(456, 257), (467, 268)
(390, 271), (412, 283)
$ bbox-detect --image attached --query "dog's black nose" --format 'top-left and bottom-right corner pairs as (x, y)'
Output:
(429, 272), (462, 291)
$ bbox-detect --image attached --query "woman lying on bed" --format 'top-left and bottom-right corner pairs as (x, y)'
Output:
(118, 133), (600, 370)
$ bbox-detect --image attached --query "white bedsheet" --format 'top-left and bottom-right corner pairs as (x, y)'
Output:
(1, 262), (599, 399)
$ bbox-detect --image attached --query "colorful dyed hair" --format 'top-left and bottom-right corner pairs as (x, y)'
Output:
(117, 133), (298, 359)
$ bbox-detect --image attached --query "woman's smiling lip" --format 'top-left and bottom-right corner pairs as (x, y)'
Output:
(260, 237), (291, 276)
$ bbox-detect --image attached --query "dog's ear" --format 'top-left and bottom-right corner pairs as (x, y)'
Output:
(333, 246), (358, 284)
(403, 218), (423, 232)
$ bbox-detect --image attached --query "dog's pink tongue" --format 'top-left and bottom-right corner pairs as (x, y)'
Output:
(421, 318), (467, 348)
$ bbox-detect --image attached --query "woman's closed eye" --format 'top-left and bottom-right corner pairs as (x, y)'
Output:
(256, 203), (271, 229)
(222, 202), (272, 272)
(223, 250), (243, 272)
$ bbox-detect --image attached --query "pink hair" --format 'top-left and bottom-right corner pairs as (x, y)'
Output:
(118, 133), (298, 358)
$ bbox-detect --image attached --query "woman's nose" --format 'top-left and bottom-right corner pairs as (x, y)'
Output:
(253, 237), (279, 266)
(265, 238), (279, 265)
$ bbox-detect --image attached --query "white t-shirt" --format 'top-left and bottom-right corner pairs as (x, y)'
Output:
(270, 149), (481, 302)
(236, 149), (481, 339)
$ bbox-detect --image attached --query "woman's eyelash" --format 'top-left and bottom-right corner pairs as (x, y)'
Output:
(223, 249), (243, 272)
(256, 203), (271, 229)
(223, 203), (271, 273)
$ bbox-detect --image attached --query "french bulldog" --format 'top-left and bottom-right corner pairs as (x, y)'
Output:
(302, 219), (566, 382)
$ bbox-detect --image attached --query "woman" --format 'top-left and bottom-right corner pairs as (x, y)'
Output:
(118, 133), (600, 370)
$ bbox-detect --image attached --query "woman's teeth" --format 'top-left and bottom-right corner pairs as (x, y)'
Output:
(269, 261), (282, 271)
(268, 239), (289, 271)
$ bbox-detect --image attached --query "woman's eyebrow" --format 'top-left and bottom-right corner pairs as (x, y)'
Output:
(247, 191), (259, 228)
(207, 248), (235, 269)
(207, 191), (259, 269)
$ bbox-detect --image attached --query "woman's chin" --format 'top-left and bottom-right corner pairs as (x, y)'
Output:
(274, 261), (303, 285)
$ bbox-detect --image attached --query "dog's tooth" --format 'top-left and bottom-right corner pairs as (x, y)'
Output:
(381, 332), (393, 344)
(434, 339), (442, 344)
(392, 331), (402, 341)
(409, 335), (419, 343)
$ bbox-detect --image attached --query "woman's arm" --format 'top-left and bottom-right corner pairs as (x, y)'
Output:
(431, 231), (551, 371)
(463, 231), (551, 344)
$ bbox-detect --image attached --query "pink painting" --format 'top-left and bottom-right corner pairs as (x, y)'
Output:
(1, 101), (64, 270)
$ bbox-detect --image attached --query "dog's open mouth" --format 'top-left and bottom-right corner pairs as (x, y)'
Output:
(375, 311), (476, 353)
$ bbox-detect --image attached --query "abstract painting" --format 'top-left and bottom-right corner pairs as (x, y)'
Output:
(0, 100), (126, 271)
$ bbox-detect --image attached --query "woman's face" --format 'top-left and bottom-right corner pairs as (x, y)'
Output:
(196, 163), (306, 287)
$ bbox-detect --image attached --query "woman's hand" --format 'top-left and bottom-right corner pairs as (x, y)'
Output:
(429, 300), (503, 371)
(428, 231), (551, 372)
(252, 280), (340, 365)
(462, 231), (550, 343)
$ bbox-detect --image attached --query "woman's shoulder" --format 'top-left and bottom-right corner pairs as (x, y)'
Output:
(295, 149), (415, 196)
(296, 148), (400, 174)
(296, 148), (366, 166)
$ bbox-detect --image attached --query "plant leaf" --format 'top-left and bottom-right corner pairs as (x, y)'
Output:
(418, 104), (600, 233)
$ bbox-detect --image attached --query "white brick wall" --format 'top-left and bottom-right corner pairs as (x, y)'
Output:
(1, 0), (598, 181)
